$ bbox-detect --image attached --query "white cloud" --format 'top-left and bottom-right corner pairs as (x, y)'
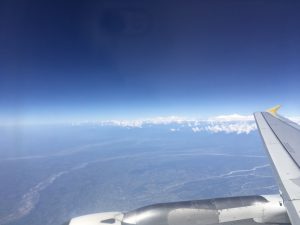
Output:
(170, 128), (180, 132)
(71, 113), (300, 134)
(204, 122), (257, 134)
(208, 114), (254, 122)
(93, 116), (189, 128)
(191, 127), (203, 132)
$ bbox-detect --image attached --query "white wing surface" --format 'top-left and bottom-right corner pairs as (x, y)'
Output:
(254, 106), (300, 225)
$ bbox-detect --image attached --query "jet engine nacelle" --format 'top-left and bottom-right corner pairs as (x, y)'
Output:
(69, 195), (290, 225)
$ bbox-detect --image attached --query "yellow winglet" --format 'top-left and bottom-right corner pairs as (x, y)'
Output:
(267, 105), (281, 115)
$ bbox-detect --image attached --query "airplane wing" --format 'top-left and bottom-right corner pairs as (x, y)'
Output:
(254, 105), (300, 225)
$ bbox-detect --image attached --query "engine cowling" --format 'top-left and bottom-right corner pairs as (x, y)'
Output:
(69, 195), (290, 225)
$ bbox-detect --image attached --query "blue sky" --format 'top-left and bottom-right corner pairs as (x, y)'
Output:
(0, 0), (299, 124)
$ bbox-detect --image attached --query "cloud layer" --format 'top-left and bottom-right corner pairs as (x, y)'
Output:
(71, 114), (300, 135)
(191, 114), (257, 134)
(72, 115), (259, 134)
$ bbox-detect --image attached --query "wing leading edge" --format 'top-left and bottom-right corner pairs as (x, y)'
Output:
(254, 108), (300, 225)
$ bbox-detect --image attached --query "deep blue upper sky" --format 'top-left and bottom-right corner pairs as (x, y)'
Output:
(0, 0), (299, 124)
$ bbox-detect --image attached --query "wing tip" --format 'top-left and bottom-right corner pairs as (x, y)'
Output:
(267, 105), (281, 115)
